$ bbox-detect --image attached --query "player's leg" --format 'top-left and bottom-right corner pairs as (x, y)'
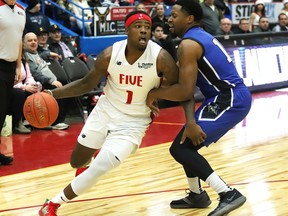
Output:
(169, 127), (212, 209)
(170, 88), (251, 214)
(70, 142), (97, 168)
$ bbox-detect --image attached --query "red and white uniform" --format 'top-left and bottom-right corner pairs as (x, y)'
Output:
(104, 39), (161, 117)
(78, 39), (162, 161)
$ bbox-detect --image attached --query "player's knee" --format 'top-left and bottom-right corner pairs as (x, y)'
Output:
(169, 143), (180, 159)
(70, 142), (96, 168)
(70, 157), (84, 168)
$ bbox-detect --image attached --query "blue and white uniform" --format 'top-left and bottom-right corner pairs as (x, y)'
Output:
(183, 26), (252, 146)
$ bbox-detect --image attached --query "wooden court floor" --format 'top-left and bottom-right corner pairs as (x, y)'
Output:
(0, 89), (288, 216)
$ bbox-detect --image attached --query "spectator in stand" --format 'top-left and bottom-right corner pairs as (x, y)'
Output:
(272, 13), (288, 32)
(151, 22), (177, 61)
(12, 54), (42, 134)
(234, 18), (251, 34)
(71, 0), (93, 36)
(163, 0), (175, 5)
(216, 17), (234, 35)
(200, 0), (223, 35)
(253, 16), (271, 33)
(23, 32), (69, 130)
(48, 24), (77, 64)
(101, 0), (119, 7)
(9, 88), (31, 134)
(24, 0), (50, 35)
(135, 3), (147, 12)
(152, 3), (170, 39)
(214, 0), (230, 16)
(56, 0), (78, 32)
(36, 26), (62, 62)
(249, 0), (266, 32)
(88, 0), (102, 7)
(141, 0), (162, 6)
(119, 0), (134, 6)
(282, 0), (288, 16)
(252, 16), (272, 44)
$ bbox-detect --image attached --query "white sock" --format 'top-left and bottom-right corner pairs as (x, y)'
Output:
(187, 177), (203, 194)
(205, 172), (232, 194)
(51, 191), (70, 205)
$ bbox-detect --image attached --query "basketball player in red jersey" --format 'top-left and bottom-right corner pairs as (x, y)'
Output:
(38, 10), (179, 215)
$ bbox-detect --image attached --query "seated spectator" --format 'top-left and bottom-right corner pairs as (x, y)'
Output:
(88, 0), (102, 7)
(101, 0), (120, 7)
(151, 22), (177, 61)
(12, 56), (42, 134)
(36, 26), (62, 62)
(71, 0), (93, 36)
(253, 16), (271, 33)
(9, 88), (31, 134)
(141, 0), (161, 5)
(249, 0), (266, 32)
(281, 0), (288, 17)
(135, 3), (147, 12)
(24, 0), (50, 35)
(272, 13), (288, 32)
(119, 0), (134, 6)
(152, 3), (170, 39)
(252, 16), (272, 44)
(48, 24), (78, 63)
(216, 17), (234, 35)
(56, 0), (79, 31)
(23, 32), (69, 130)
(234, 18), (251, 34)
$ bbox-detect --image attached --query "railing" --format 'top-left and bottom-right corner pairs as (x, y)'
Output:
(44, 0), (94, 36)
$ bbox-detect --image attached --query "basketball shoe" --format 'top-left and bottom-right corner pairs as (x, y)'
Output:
(0, 153), (13, 165)
(38, 199), (60, 216)
(75, 149), (100, 177)
(170, 190), (211, 209)
(208, 188), (246, 216)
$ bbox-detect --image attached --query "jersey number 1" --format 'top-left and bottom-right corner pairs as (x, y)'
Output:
(126, 90), (133, 104)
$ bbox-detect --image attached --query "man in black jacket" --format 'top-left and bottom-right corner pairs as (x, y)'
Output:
(48, 24), (77, 64)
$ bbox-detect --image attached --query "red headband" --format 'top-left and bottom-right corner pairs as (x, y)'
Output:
(125, 13), (152, 28)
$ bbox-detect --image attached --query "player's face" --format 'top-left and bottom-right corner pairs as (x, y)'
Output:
(168, 5), (189, 37)
(127, 20), (151, 51)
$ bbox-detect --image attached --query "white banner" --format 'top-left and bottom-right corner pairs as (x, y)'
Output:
(230, 3), (283, 24)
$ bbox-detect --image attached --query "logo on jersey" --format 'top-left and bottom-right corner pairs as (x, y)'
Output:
(17, 11), (25, 16)
(138, 62), (153, 69)
(81, 133), (86, 138)
(116, 61), (122, 65)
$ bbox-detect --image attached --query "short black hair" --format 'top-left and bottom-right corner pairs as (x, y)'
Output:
(152, 22), (164, 32)
(175, 0), (203, 21)
(125, 10), (150, 23)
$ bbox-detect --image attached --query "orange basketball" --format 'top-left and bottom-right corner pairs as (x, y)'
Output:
(23, 92), (59, 128)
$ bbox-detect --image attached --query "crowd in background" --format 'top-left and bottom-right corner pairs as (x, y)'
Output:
(20, 0), (288, 37)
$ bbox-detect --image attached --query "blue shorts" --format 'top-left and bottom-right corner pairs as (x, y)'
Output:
(194, 85), (252, 146)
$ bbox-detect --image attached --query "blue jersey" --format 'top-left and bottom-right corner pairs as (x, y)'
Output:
(183, 26), (244, 98)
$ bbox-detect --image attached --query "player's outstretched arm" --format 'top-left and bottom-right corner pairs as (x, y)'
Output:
(50, 46), (112, 99)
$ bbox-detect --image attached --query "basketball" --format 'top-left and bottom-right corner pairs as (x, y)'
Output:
(23, 92), (59, 128)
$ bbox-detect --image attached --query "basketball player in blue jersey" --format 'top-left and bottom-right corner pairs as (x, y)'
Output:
(38, 10), (179, 215)
(146, 0), (252, 215)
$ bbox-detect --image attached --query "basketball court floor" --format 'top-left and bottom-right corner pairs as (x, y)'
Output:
(0, 89), (287, 215)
